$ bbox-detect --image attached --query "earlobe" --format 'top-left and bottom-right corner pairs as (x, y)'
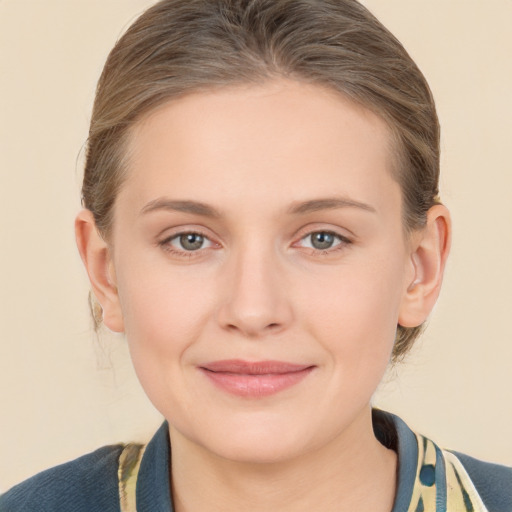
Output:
(398, 204), (451, 328)
(75, 209), (124, 333)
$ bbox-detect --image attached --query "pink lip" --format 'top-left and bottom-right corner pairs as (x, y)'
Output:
(199, 360), (314, 398)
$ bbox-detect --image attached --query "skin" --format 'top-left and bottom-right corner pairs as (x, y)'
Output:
(76, 79), (450, 511)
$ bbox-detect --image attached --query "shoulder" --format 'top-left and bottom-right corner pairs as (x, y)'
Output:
(450, 450), (512, 512)
(415, 432), (512, 512)
(373, 409), (512, 512)
(0, 444), (124, 512)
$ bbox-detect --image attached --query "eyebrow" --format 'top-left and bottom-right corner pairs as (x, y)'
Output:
(140, 198), (221, 218)
(288, 197), (376, 215)
(140, 196), (376, 218)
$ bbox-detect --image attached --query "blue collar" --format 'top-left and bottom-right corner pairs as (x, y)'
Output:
(136, 421), (173, 512)
(134, 410), (438, 512)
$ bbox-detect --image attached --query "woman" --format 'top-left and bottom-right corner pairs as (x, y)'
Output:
(1, 1), (510, 511)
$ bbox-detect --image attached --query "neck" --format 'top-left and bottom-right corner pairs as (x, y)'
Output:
(169, 406), (397, 512)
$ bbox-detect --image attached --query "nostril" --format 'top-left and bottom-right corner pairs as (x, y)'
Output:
(223, 321), (282, 336)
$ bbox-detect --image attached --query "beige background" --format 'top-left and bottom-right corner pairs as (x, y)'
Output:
(1, 0), (511, 492)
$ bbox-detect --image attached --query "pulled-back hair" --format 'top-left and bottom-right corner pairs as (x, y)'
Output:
(82, 0), (441, 360)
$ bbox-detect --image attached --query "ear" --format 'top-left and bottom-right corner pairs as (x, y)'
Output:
(75, 209), (124, 333)
(398, 204), (451, 328)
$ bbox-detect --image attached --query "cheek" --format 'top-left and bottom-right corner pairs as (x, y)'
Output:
(114, 259), (216, 378)
(120, 276), (213, 346)
(299, 257), (405, 367)
(113, 266), (221, 424)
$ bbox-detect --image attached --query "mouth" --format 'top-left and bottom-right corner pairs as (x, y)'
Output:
(198, 360), (315, 398)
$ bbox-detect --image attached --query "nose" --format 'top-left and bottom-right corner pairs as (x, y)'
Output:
(216, 244), (294, 338)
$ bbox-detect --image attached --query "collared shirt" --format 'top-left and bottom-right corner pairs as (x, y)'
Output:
(1, 410), (511, 512)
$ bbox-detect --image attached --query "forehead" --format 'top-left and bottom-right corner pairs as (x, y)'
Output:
(120, 79), (399, 216)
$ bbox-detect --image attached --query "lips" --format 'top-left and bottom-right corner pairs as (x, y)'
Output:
(199, 359), (314, 398)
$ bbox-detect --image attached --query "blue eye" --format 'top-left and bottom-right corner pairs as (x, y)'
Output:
(301, 231), (347, 251)
(179, 233), (205, 251)
(166, 232), (213, 252)
(310, 232), (336, 250)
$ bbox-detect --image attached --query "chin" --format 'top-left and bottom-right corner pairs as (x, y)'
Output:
(192, 408), (331, 465)
(206, 431), (308, 465)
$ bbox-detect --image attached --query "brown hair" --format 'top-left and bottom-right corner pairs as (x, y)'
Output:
(82, 0), (441, 361)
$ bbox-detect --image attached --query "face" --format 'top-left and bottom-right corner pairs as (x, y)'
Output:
(107, 80), (417, 463)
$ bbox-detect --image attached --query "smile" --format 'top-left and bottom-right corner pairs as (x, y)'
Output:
(199, 360), (315, 398)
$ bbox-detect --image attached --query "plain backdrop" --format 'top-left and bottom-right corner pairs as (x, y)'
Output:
(1, 0), (511, 492)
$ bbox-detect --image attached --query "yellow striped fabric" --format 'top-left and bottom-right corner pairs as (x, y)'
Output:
(118, 443), (146, 512)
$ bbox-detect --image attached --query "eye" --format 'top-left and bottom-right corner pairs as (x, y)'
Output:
(165, 232), (214, 252)
(299, 231), (349, 251)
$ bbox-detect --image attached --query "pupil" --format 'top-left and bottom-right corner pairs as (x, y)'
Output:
(312, 232), (334, 250)
(180, 233), (204, 251)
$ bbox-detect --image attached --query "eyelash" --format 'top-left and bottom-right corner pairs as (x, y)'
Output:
(158, 230), (214, 257)
(295, 231), (352, 255)
(158, 230), (352, 258)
